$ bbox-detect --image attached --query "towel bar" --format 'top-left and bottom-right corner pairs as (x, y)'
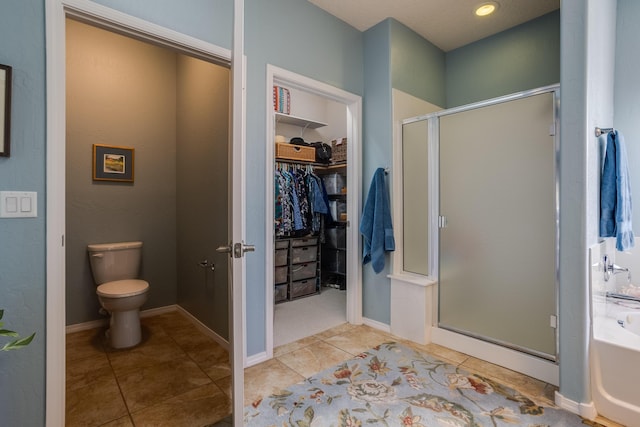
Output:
(595, 127), (614, 137)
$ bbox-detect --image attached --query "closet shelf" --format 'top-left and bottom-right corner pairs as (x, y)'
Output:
(275, 112), (327, 129)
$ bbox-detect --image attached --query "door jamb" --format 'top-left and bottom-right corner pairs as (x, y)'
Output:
(45, 1), (238, 424)
(263, 65), (363, 361)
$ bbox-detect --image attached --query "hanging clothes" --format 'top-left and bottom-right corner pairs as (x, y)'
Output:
(274, 163), (329, 237)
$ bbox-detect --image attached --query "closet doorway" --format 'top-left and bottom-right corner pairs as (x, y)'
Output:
(265, 65), (363, 357)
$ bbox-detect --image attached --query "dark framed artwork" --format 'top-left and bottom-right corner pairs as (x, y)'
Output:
(0, 64), (12, 157)
(92, 144), (135, 182)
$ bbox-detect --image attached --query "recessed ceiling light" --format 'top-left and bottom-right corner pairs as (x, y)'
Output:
(475, 2), (498, 17)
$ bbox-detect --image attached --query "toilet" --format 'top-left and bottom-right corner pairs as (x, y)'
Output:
(87, 241), (149, 348)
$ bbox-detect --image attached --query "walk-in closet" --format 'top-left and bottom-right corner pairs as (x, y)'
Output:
(272, 84), (350, 346)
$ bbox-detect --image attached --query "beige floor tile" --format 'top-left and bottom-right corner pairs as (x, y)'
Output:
(461, 356), (548, 404)
(215, 375), (233, 398)
(273, 334), (320, 357)
(66, 328), (107, 362)
(117, 356), (212, 412)
(66, 372), (128, 427)
(416, 342), (470, 365)
(323, 325), (394, 355)
(101, 415), (135, 427)
(106, 329), (187, 376)
(277, 340), (353, 378)
(142, 311), (194, 329)
(244, 358), (305, 406)
(131, 383), (231, 427)
(66, 352), (112, 392)
(313, 322), (359, 340)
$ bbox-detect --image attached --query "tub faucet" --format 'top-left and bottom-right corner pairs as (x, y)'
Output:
(603, 254), (630, 282)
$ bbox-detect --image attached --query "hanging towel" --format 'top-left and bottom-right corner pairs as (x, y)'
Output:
(600, 130), (634, 251)
(360, 168), (395, 273)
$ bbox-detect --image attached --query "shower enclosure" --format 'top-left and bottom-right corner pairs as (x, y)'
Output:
(402, 86), (559, 362)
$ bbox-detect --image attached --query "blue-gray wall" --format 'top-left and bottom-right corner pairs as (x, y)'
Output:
(0, 1), (46, 426)
(390, 19), (446, 108)
(446, 11), (560, 107)
(362, 20), (393, 324)
(2, 0), (609, 423)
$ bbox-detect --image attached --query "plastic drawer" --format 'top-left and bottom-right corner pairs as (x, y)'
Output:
(323, 173), (346, 195)
(274, 284), (288, 303)
(290, 279), (317, 299)
(291, 246), (317, 264)
(274, 266), (288, 284)
(323, 249), (346, 274)
(290, 262), (317, 281)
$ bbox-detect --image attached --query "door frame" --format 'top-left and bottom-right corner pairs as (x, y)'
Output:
(45, 0), (244, 424)
(263, 65), (363, 360)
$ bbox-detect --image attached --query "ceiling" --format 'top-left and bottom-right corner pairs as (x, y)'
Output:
(308, 0), (560, 52)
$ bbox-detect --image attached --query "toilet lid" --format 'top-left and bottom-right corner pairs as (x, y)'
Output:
(97, 279), (149, 298)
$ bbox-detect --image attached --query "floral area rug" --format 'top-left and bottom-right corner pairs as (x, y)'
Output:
(244, 341), (593, 426)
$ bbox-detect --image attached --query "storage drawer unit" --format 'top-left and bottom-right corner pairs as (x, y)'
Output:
(273, 236), (321, 302)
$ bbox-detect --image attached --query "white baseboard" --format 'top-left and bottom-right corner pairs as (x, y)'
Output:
(555, 391), (598, 420)
(431, 326), (559, 386)
(362, 316), (391, 333)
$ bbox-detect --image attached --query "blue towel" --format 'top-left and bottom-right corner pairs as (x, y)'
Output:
(360, 168), (395, 273)
(600, 130), (634, 251)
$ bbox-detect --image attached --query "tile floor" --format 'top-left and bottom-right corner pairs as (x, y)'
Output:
(66, 310), (620, 427)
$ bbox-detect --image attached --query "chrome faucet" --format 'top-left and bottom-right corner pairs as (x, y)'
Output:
(603, 254), (630, 282)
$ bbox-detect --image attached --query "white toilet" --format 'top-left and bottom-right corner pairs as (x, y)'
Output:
(87, 241), (150, 349)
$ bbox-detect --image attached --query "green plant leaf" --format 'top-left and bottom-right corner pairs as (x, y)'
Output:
(1, 332), (35, 351)
(0, 328), (19, 337)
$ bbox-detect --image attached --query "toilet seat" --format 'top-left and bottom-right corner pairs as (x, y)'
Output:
(97, 279), (149, 298)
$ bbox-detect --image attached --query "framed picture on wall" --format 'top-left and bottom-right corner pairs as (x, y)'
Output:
(0, 63), (12, 157)
(93, 144), (135, 182)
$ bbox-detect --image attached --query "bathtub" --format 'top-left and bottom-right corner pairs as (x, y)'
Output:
(591, 304), (640, 427)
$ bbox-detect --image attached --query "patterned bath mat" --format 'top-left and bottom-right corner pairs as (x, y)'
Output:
(244, 341), (593, 426)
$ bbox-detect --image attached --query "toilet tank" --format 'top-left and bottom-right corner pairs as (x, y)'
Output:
(87, 241), (143, 285)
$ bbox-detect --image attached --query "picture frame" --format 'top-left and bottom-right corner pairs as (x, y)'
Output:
(0, 64), (12, 158)
(92, 144), (135, 182)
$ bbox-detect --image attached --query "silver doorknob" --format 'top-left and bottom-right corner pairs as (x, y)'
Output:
(233, 242), (256, 258)
(216, 244), (233, 254)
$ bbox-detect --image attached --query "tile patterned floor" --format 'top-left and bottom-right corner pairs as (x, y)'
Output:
(66, 310), (621, 426)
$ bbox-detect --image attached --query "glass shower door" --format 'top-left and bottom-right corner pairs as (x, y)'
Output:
(438, 92), (557, 359)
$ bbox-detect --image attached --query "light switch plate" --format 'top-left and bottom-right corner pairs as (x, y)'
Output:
(0, 191), (37, 218)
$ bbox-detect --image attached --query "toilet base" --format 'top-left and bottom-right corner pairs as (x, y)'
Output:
(106, 309), (142, 349)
